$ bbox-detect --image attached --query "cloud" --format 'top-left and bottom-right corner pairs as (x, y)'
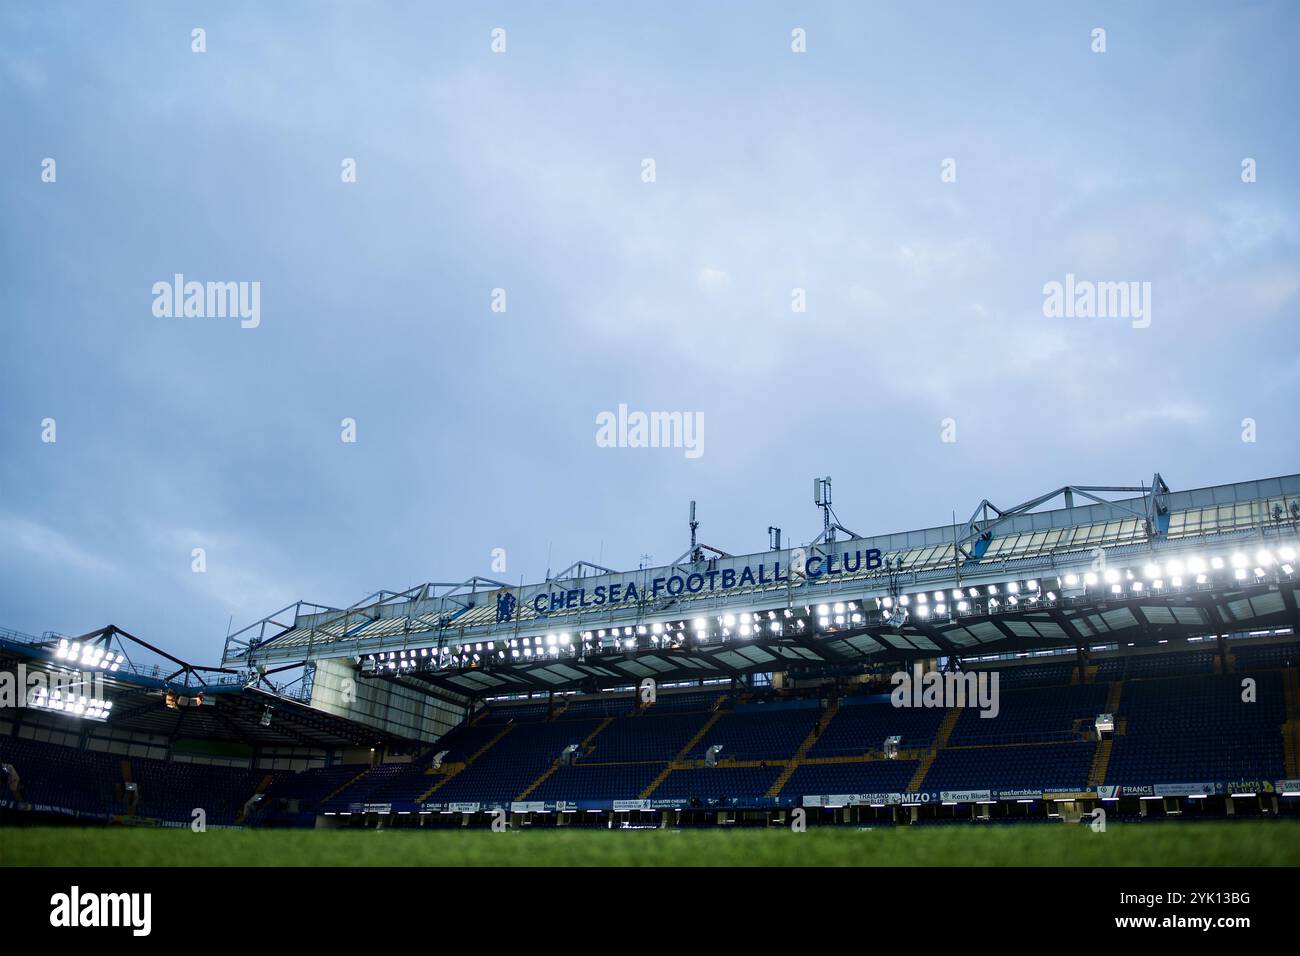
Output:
(0, 513), (120, 580)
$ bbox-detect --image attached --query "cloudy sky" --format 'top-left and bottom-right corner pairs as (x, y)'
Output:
(2, 2), (1297, 665)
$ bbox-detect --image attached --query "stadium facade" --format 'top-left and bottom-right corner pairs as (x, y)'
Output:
(3, 470), (1300, 829)
(224, 471), (1300, 718)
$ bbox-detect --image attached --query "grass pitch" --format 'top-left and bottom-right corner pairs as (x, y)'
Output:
(2, 822), (1297, 866)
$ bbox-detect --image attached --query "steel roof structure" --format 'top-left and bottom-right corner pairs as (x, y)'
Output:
(220, 472), (1300, 700)
(0, 626), (411, 750)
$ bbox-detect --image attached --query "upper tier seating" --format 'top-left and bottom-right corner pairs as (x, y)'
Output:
(808, 698), (946, 757)
(689, 705), (820, 761)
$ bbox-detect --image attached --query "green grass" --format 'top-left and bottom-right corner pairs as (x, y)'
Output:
(2, 822), (1298, 866)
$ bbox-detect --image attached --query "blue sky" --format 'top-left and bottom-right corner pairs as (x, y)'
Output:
(1, 1), (1297, 665)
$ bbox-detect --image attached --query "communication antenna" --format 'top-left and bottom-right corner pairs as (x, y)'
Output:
(689, 500), (703, 563)
(813, 477), (833, 544)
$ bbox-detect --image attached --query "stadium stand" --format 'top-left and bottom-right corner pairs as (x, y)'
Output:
(3, 641), (1298, 825)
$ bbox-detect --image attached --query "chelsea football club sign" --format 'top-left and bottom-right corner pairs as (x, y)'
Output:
(507, 547), (883, 619)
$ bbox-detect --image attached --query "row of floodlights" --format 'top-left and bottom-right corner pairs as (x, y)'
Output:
(54, 639), (124, 671)
(28, 686), (114, 720)
(878, 580), (1051, 618)
(359, 550), (1295, 669)
(1064, 548), (1297, 593)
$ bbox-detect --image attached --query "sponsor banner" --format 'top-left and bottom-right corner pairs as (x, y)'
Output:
(897, 791), (933, 804)
(1276, 780), (1300, 794)
(1043, 790), (1093, 800)
(940, 790), (991, 803)
(649, 799), (685, 810)
(995, 788), (1043, 800)
(510, 801), (546, 813)
(1153, 783), (1221, 797)
(1096, 785), (1153, 798)
(349, 802), (392, 814)
(447, 802), (480, 813)
(612, 799), (651, 812)
(1225, 780), (1275, 795)
(802, 793), (904, 807)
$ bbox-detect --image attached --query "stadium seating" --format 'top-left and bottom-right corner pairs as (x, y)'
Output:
(783, 760), (918, 796)
(530, 762), (666, 802)
(1107, 672), (1286, 785)
(2, 640), (1294, 821)
(925, 742), (1097, 792)
(588, 712), (712, 762)
(688, 703), (819, 761)
(807, 697), (946, 757)
(947, 683), (1108, 746)
(0, 736), (124, 816)
(431, 717), (604, 803)
(130, 759), (267, 825)
(653, 765), (785, 803)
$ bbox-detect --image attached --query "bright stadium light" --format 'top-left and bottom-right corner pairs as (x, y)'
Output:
(1143, 563), (1160, 579)
(1210, 556), (1225, 570)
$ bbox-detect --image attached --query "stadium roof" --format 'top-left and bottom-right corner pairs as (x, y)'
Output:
(220, 472), (1300, 698)
(0, 626), (416, 751)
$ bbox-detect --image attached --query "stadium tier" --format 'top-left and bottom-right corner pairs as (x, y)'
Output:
(3, 640), (1300, 826)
